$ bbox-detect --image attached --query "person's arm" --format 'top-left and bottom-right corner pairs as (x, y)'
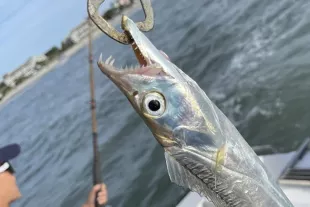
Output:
(83, 183), (108, 207)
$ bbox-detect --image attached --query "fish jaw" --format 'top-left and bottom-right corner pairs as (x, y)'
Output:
(97, 15), (174, 99)
(120, 15), (186, 81)
(98, 15), (187, 100)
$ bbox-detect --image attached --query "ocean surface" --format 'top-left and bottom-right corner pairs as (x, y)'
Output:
(1, 0), (310, 206)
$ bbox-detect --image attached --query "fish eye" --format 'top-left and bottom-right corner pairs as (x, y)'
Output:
(142, 92), (166, 117)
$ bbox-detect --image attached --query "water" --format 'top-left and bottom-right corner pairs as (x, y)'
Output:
(1, 0), (310, 206)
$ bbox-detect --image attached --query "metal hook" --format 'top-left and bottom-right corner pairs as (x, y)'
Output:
(87, 0), (154, 45)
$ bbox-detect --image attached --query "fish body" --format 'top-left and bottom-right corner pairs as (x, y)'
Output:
(97, 16), (293, 207)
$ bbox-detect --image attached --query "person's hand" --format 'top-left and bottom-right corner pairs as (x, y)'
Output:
(83, 183), (108, 207)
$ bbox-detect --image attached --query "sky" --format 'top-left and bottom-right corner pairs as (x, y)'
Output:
(0, 0), (114, 77)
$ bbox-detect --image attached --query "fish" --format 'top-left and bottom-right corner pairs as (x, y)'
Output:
(97, 16), (294, 207)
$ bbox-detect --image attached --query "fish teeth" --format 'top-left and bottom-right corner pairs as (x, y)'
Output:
(98, 53), (103, 64)
(110, 58), (115, 66)
(105, 56), (113, 65)
(98, 54), (115, 66)
(118, 64), (142, 72)
(130, 66), (136, 72)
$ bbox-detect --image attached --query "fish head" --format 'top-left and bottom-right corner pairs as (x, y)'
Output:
(98, 16), (221, 150)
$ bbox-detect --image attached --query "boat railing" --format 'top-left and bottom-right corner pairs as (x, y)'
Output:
(279, 137), (310, 180)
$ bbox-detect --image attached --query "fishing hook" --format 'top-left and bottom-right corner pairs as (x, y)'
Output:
(87, 0), (154, 44)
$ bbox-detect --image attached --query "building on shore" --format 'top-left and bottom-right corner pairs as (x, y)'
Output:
(3, 55), (48, 87)
(64, 0), (133, 45)
(63, 19), (98, 44)
(45, 46), (62, 60)
(113, 0), (133, 7)
(117, 0), (132, 7)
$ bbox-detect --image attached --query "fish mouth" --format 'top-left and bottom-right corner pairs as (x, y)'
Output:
(97, 16), (174, 93)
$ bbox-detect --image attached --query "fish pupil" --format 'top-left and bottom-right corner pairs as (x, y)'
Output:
(148, 100), (160, 111)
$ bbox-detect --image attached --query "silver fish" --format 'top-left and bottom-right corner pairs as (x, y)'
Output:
(97, 16), (293, 207)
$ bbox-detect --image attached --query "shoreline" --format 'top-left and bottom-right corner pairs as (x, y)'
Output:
(0, 60), (59, 108)
(0, 2), (142, 108)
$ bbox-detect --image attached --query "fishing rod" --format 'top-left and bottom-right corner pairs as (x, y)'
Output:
(87, 18), (104, 207)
